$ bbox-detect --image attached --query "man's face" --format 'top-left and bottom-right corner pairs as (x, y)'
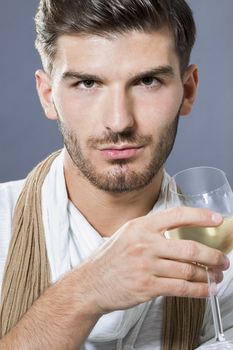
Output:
(40, 29), (191, 192)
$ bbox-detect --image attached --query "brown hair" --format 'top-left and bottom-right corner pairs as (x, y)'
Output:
(35, 0), (196, 75)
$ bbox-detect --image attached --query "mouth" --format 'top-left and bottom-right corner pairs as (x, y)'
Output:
(98, 144), (144, 160)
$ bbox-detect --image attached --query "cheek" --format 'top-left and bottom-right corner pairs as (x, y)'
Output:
(53, 88), (89, 128)
(134, 87), (183, 128)
(51, 92), (91, 145)
(54, 87), (104, 127)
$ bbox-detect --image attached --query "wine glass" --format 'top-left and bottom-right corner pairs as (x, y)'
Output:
(165, 166), (233, 349)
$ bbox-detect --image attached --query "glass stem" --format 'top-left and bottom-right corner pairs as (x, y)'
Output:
(206, 267), (225, 342)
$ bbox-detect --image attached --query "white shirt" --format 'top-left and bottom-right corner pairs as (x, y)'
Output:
(0, 179), (233, 349)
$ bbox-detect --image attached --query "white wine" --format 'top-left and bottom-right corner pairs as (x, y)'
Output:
(165, 215), (233, 254)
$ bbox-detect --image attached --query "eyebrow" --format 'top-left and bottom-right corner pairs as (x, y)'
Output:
(130, 66), (175, 82)
(61, 65), (175, 83)
(62, 71), (101, 82)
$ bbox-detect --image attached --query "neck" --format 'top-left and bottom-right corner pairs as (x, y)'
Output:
(63, 150), (164, 237)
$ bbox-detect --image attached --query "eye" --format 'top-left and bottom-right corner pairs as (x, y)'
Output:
(80, 80), (96, 88)
(72, 79), (97, 89)
(141, 76), (161, 87)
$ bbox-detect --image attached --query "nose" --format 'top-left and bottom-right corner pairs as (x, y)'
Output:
(103, 87), (135, 133)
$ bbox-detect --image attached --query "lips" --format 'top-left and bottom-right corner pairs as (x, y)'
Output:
(99, 144), (143, 160)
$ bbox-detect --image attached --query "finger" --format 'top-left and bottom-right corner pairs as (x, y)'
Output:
(152, 259), (207, 283)
(146, 206), (223, 232)
(151, 277), (209, 298)
(153, 237), (229, 270)
(208, 268), (224, 284)
(152, 259), (224, 284)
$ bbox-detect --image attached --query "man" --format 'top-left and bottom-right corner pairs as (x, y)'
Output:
(0, 0), (232, 349)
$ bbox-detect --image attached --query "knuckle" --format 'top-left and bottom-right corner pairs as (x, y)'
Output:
(195, 284), (209, 298)
(123, 218), (144, 238)
(178, 280), (189, 297)
(135, 276), (152, 293)
(199, 208), (210, 221)
(137, 259), (150, 273)
(185, 240), (198, 260)
(123, 219), (137, 233)
(172, 207), (184, 223)
(126, 235), (147, 257)
(166, 238), (177, 251)
(182, 263), (196, 281)
(177, 280), (208, 298)
(128, 243), (145, 257)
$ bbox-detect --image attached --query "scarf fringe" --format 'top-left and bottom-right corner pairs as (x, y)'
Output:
(0, 150), (61, 337)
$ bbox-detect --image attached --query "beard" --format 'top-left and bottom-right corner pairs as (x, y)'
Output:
(57, 109), (180, 193)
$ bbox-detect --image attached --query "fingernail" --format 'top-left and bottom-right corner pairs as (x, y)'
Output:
(211, 213), (222, 224)
(223, 256), (230, 269)
(208, 270), (222, 284)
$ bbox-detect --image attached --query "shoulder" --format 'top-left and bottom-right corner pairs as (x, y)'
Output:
(0, 179), (26, 218)
(0, 178), (25, 198)
(0, 179), (26, 286)
(0, 178), (26, 238)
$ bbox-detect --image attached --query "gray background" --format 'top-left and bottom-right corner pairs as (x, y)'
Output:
(0, 1), (233, 186)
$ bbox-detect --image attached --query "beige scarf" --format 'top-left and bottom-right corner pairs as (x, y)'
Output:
(0, 151), (205, 348)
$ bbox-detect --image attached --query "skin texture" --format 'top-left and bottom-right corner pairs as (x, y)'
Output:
(36, 28), (198, 235)
(0, 29), (230, 349)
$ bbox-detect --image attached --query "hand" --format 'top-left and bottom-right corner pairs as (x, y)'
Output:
(84, 207), (229, 315)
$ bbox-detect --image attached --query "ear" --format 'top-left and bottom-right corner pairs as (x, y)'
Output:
(35, 69), (58, 120)
(180, 64), (199, 116)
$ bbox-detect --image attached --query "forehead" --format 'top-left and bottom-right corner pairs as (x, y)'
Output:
(53, 29), (180, 78)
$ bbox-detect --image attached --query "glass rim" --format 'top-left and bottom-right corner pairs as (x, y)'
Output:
(168, 166), (230, 198)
